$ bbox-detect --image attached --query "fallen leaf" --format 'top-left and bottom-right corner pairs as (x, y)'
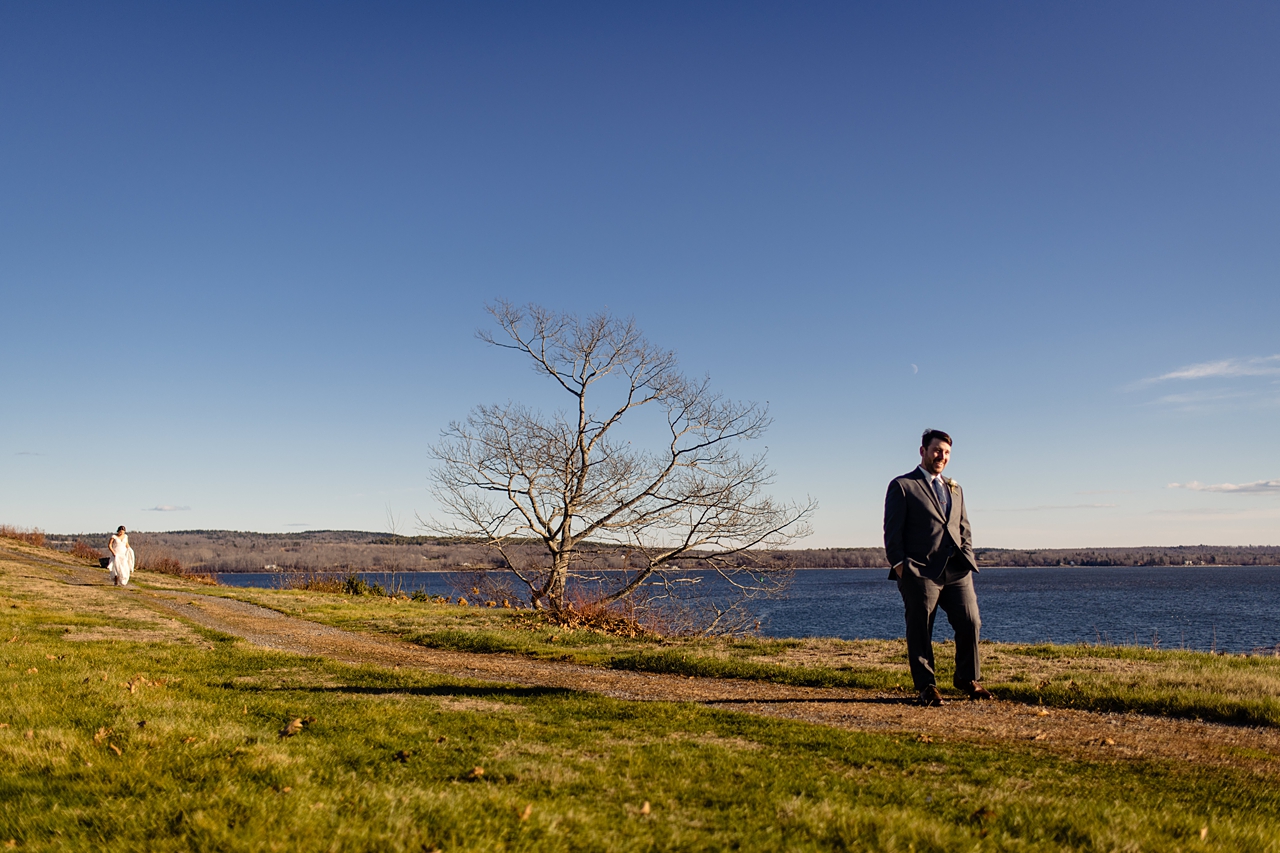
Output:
(4, 839), (14, 848)
(1035, 709), (1050, 717)
(916, 734), (933, 744)
(1032, 733), (1048, 741)
(45, 654), (57, 660)
(393, 750), (411, 763)
(467, 766), (484, 780)
(1103, 737), (1116, 746)
(1200, 826), (1209, 841)
(182, 737), (198, 744)
(520, 804), (533, 821)
(971, 806), (996, 824)
(94, 727), (112, 743)
(280, 718), (304, 738)
(0, 723), (8, 729)
(282, 786), (292, 794)
(137, 720), (147, 729)
(25, 667), (37, 674)
(24, 730), (34, 740)
(108, 744), (122, 756)
(640, 801), (651, 816)
(435, 736), (447, 744)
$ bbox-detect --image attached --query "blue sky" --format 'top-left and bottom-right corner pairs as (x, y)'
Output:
(2, 2), (1278, 548)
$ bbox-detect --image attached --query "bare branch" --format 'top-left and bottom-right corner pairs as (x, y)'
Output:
(427, 301), (815, 621)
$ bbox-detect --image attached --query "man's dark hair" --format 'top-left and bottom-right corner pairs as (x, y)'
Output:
(921, 429), (952, 448)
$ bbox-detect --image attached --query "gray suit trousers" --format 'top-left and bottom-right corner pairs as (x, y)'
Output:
(896, 559), (981, 691)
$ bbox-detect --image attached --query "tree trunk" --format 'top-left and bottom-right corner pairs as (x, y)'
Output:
(547, 554), (570, 611)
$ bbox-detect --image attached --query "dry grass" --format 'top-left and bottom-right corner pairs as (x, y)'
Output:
(549, 591), (654, 638)
(1, 525), (218, 586)
(279, 569), (348, 594)
(0, 525), (45, 548)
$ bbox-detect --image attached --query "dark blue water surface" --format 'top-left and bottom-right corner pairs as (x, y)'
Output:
(217, 566), (1280, 654)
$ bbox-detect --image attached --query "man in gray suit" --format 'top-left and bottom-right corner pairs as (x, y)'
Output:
(884, 429), (991, 706)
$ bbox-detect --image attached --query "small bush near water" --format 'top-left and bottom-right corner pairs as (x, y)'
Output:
(278, 571), (394, 596)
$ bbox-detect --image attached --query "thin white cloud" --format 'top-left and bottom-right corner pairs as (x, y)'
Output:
(284, 522), (311, 528)
(14, 451), (43, 456)
(143, 505), (192, 512)
(1150, 508), (1240, 516)
(1150, 507), (1280, 520)
(1167, 480), (1280, 494)
(1142, 355), (1280, 384)
(982, 503), (1117, 512)
(1075, 489), (1132, 495)
(1153, 389), (1255, 405)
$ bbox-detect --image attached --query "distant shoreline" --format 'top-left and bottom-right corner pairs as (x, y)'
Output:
(209, 563), (1277, 575)
(38, 530), (1280, 574)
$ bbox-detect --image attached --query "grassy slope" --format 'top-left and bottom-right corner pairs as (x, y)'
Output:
(3, 546), (1280, 851)
(213, 585), (1280, 727)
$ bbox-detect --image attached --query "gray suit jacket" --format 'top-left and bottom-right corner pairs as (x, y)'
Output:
(884, 468), (978, 580)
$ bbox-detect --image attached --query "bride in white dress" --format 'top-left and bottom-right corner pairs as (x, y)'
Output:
(108, 526), (135, 586)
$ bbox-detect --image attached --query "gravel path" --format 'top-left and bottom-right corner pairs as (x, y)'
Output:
(136, 586), (1280, 776)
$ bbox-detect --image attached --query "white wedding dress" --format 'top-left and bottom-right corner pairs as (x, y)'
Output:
(109, 534), (135, 586)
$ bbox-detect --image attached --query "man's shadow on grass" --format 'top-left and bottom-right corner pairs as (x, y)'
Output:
(232, 683), (924, 707)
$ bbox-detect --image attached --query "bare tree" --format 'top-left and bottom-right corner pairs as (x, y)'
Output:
(384, 503), (403, 537)
(427, 301), (815, 625)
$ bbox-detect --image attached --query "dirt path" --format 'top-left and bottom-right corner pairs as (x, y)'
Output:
(131, 586), (1280, 776)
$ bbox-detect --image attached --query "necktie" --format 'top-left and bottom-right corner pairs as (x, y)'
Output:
(933, 477), (948, 517)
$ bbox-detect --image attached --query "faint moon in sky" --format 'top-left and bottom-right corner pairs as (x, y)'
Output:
(910, 364), (919, 374)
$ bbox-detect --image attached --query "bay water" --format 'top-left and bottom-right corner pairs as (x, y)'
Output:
(217, 565), (1280, 654)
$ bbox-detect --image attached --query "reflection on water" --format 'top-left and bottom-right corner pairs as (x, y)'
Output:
(217, 565), (1280, 654)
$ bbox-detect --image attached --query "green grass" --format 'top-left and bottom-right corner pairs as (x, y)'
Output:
(4, 548), (1280, 850)
(211, 584), (1280, 726)
(4, 601), (1280, 852)
(993, 643), (1280, 725)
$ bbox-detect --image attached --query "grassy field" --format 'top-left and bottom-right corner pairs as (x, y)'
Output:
(214, 582), (1280, 727)
(4, 542), (1280, 850)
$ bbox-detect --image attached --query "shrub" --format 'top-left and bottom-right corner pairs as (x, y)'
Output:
(135, 548), (184, 576)
(551, 592), (652, 638)
(343, 574), (386, 597)
(0, 525), (46, 547)
(279, 570), (346, 594)
(71, 539), (103, 562)
(133, 547), (216, 583)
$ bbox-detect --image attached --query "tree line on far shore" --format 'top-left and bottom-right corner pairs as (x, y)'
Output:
(39, 530), (1280, 572)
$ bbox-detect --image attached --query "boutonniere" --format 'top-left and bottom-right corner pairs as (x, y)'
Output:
(947, 478), (960, 494)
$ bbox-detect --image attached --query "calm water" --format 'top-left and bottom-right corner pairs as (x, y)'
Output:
(217, 565), (1280, 654)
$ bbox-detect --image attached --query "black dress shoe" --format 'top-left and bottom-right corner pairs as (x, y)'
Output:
(962, 681), (993, 700)
(918, 685), (945, 706)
